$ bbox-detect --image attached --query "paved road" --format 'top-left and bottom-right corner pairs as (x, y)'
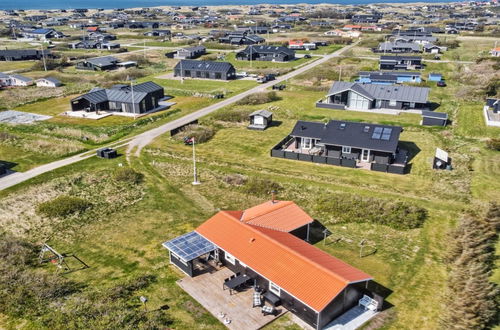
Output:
(0, 42), (358, 191)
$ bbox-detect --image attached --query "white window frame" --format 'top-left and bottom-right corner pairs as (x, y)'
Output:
(389, 99), (397, 106)
(342, 146), (351, 154)
(269, 281), (281, 296)
(301, 137), (313, 149)
(225, 252), (236, 265)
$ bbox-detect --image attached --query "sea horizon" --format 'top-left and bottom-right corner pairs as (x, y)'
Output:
(0, 0), (461, 11)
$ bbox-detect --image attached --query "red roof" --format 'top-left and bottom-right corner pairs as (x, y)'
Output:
(196, 210), (371, 311)
(241, 200), (313, 232)
(87, 26), (99, 31)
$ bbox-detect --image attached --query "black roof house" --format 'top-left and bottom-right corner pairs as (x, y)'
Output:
(317, 81), (430, 112)
(174, 60), (236, 80)
(271, 120), (408, 174)
(379, 55), (423, 70)
(70, 81), (165, 114)
(0, 49), (53, 61)
(421, 111), (448, 126)
(236, 45), (295, 62)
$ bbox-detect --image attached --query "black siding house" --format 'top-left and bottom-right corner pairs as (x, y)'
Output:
(236, 45), (295, 62)
(70, 81), (164, 114)
(0, 49), (53, 61)
(174, 60), (236, 80)
(271, 120), (409, 174)
(379, 55), (423, 70)
(164, 201), (382, 330)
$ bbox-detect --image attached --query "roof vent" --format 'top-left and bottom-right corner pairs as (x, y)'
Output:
(339, 123), (346, 130)
(249, 238), (256, 243)
(301, 125), (306, 130)
(364, 126), (370, 132)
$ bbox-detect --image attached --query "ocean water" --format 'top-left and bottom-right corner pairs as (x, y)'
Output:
(1, 0), (459, 11)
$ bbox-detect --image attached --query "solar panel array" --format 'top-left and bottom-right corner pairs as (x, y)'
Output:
(372, 127), (392, 141)
(163, 231), (215, 262)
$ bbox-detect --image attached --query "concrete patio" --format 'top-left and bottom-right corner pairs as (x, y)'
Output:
(177, 267), (286, 330)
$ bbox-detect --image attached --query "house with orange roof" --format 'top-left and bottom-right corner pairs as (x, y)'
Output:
(162, 200), (382, 329)
(490, 47), (500, 57)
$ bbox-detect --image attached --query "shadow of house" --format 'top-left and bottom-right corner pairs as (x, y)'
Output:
(398, 141), (421, 163)
(0, 160), (18, 176)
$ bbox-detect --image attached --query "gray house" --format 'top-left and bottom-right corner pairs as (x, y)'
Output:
(0, 49), (52, 61)
(236, 45), (295, 62)
(70, 81), (165, 114)
(421, 111), (448, 126)
(317, 81), (430, 112)
(174, 60), (236, 80)
(271, 120), (408, 174)
(174, 45), (206, 59)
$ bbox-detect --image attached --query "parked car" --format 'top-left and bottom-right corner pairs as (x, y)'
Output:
(304, 54), (312, 58)
(236, 71), (248, 78)
(437, 80), (446, 87)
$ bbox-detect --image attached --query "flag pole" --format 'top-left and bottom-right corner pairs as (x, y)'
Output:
(192, 137), (200, 185)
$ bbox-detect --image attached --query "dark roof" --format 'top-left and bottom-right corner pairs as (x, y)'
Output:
(380, 55), (422, 61)
(0, 49), (47, 57)
(359, 71), (421, 78)
(249, 109), (272, 118)
(179, 45), (206, 52)
(72, 81), (163, 105)
(290, 120), (403, 153)
(327, 81), (429, 103)
(421, 110), (448, 119)
(174, 59), (234, 73)
(85, 56), (119, 67)
(241, 45), (295, 56)
(379, 42), (421, 52)
(486, 98), (499, 107)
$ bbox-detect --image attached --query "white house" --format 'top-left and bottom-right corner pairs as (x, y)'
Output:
(35, 77), (62, 87)
(8, 74), (33, 87)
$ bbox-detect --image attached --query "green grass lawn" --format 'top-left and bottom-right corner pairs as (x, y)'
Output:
(0, 35), (498, 330)
(295, 44), (343, 55)
(0, 61), (35, 72)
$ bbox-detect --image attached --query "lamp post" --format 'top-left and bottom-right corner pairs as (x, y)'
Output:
(192, 137), (200, 185)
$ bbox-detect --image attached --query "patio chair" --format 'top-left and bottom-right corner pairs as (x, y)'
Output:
(252, 292), (262, 308)
(261, 305), (275, 316)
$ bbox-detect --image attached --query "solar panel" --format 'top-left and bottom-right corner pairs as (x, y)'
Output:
(372, 127), (383, 139)
(381, 128), (392, 140)
(162, 231), (215, 262)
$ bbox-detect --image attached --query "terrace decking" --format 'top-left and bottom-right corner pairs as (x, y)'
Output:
(177, 267), (286, 330)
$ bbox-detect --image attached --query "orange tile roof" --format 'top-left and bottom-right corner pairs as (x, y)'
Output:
(241, 200), (313, 232)
(196, 211), (371, 311)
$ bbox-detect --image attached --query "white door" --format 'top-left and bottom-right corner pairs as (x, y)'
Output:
(361, 149), (370, 162)
(254, 116), (264, 125)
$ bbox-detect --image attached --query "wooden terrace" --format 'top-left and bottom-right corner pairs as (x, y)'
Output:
(177, 267), (287, 329)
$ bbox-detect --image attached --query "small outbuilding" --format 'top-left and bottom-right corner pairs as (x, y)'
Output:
(248, 110), (273, 130)
(97, 148), (117, 159)
(433, 148), (451, 170)
(428, 73), (442, 82)
(421, 110), (448, 127)
(35, 77), (62, 88)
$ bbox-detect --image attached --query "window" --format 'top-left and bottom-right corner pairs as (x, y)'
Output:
(215, 72), (222, 79)
(342, 146), (351, 154)
(225, 252), (235, 265)
(301, 138), (313, 149)
(269, 282), (281, 296)
(389, 99), (397, 106)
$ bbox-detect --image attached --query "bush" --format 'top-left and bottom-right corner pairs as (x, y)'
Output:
(212, 108), (253, 122)
(36, 195), (91, 218)
(314, 194), (427, 230)
(241, 177), (282, 197)
(236, 91), (281, 106)
(113, 167), (144, 185)
(486, 138), (500, 151)
(223, 174), (247, 186)
(175, 125), (215, 143)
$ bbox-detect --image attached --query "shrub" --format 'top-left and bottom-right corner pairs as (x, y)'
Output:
(314, 194), (427, 230)
(486, 138), (500, 151)
(223, 174), (247, 186)
(113, 167), (144, 185)
(236, 91), (281, 106)
(36, 195), (91, 218)
(212, 108), (253, 122)
(241, 177), (282, 197)
(175, 125), (215, 143)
